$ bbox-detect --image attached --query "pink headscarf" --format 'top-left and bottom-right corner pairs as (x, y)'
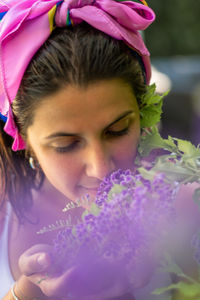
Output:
(0, 0), (155, 151)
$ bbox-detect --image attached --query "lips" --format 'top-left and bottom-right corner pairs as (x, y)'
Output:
(82, 187), (99, 194)
(79, 182), (100, 190)
(84, 186), (99, 190)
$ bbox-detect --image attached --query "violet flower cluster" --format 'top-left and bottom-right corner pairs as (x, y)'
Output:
(52, 169), (178, 294)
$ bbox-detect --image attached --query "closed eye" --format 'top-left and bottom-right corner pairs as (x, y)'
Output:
(105, 127), (130, 137)
(53, 117), (132, 153)
(54, 127), (129, 153)
(105, 117), (131, 137)
(54, 140), (80, 153)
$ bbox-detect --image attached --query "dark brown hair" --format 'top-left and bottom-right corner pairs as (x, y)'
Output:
(0, 22), (146, 222)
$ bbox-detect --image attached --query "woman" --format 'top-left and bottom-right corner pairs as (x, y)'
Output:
(0, 1), (198, 299)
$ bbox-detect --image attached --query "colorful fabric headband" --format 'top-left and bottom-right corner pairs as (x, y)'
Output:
(0, 0), (155, 151)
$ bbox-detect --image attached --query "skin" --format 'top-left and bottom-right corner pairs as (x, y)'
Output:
(27, 78), (141, 203)
(4, 79), (141, 300)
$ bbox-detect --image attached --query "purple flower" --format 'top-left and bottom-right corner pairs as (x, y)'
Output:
(51, 169), (178, 294)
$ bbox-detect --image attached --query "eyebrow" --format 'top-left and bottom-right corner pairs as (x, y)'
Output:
(44, 110), (134, 140)
(106, 110), (134, 128)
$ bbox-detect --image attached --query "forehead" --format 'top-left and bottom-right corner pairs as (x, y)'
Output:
(29, 79), (138, 135)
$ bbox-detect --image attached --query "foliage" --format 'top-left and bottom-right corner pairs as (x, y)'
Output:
(136, 127), (200, 297)
(138, 126), (200, 186)
(139, 84), (169, 128)
(152, 254), (200, 298)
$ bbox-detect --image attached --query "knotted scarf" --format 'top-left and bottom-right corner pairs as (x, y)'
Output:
(0, 0), (155, 150)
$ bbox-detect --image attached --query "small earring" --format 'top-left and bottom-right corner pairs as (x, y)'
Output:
(29, 157), (36, 170)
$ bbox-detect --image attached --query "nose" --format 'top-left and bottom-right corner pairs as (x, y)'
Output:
(84, 142), (115, 180)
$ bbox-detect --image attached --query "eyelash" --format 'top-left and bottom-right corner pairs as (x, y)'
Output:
(55, 127), (130, 153)
(106, 127), (130, 137)
(55, 141), (80, 153)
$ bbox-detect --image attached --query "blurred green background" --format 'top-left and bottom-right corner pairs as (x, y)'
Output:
(144, 0), (200, 145)
(146, 0), (200, 57)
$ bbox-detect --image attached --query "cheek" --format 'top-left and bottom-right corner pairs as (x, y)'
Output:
(111, 129), (140, 168)
(36, 151), (82, 197)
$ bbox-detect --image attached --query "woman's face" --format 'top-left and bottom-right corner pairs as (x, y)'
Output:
(27, 79), (140, 202)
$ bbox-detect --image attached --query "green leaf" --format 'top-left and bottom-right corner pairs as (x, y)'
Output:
(174, 139), (200, 168)
(81, 203), (101, 220)
(108, 184), (125, 201)
(159, 253), (185, 276)
(152, 159), (196, 183)
(139, 84), (169, 128)
(89, 203), (101, 216)
(153, 281), (200, 297)
(138, 167), (157, 181)
(138, 127), (180, 157)
(138, 127), (200, 186)
(138, 127), (166, 156)
(175, 139), (200, 156)
(140, 84), (157, 105)
(140, 102), (162, 128)
(163, 135), (177, 152)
